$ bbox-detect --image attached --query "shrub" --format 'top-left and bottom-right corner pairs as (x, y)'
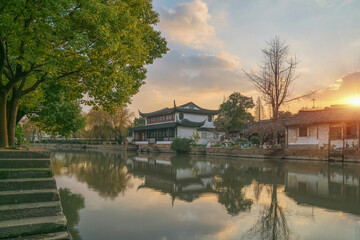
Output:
(279, 137), (286, 144)
(250, 136), (260, 145)
(170, 138), (194, 153)
(236, 138), (249, 146)
(15, 124), (25, 145)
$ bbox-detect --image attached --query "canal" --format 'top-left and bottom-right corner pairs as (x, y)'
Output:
(51, 150), (360, 240)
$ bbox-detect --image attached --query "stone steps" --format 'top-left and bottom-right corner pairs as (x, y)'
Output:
(6, 231), (71, 240)
(0, 168), (53, 179)
(0, 201), (62, 221)
(0, 156), (71, 239)
(0, 189), (60, 205)
(0, 215), (68, 239)
(0, 178), (57, 191)
(0, 158), (51, 169)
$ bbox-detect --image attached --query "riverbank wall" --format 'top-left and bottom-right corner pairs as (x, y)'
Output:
(0, 148), (71, 239)
(32, 143), (138, 152)
(32, 143), (360, 163)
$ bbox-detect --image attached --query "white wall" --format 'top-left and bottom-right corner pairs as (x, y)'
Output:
(288, 123), (359, 148)
(177, 126), (224, 145)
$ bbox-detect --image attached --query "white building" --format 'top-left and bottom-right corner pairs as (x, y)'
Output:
(131, 101), (224, 145)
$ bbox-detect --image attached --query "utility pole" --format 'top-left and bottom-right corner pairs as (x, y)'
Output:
(312, 99), (316, 109)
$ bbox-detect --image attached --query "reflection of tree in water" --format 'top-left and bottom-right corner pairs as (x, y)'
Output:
(60, 188), (85, 240)
(53, 151), (133, 199)
(243, 183), (292, 240)
(213, 167), (253, 216)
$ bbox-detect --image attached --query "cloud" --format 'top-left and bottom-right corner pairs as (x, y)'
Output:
(130, 50), (253, 114)
(315, 70), (360, 103)
(146, 50), (247, 92)
(158, 0), (222, 49)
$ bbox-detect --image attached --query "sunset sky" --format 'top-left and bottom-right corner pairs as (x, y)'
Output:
(129, 0), (360, 116)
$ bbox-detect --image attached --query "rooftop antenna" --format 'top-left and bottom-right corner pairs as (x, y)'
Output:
(312, 98), (316, 109)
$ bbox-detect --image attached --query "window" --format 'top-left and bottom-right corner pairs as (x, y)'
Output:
(299, 127), (307, 137)
(330, 127), (342, 140)
(179, 113), (184, 120)
(208, 115), (212, 122)
(201, 132), (207, 138)
(346, 123), (357, 139)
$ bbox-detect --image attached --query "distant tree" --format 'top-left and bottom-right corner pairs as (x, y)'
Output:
(0, 0), (168, 147)
(214, 92), (254, 139)
(133, 117), (146, 126)
(254, 97), (266, 122)
(84, 106), (133, 142)
(278, 110), (294, 119)
(245, 36), (299, 121)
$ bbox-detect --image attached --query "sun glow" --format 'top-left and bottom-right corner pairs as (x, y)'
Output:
(346, 96), (360, 106)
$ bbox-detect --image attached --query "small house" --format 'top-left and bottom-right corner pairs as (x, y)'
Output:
(285, 105), (360, 149)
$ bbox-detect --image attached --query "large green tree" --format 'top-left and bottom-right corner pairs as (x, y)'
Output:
(0, 0), (167, 147)
(214, 92), (254, 137)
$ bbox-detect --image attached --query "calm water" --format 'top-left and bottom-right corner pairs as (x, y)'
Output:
(51, 150), (360, 240)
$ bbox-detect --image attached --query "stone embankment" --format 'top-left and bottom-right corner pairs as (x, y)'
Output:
(0, 149), (71, 239)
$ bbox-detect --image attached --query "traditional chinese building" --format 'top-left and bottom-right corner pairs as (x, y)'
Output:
(131, 101), (224, 144)
(286, 105), (360, 149)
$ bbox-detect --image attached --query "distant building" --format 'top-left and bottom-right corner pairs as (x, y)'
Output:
(286, 105), (360, 149)
(131, 101), (224, 144)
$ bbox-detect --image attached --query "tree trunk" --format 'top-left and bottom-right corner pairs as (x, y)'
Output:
(7, 97), (19, 146)
(0, 91), (9, 148)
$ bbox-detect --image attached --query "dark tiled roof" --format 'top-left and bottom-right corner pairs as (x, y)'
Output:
(229, 119), (287, 134)
(176, 102), (219, 115)
(177, 118), (206, 128)
(286, 105), (360, 126)
(131, 118), (206, 131)
(139, 107), (174, 117)
(139, 102), (218, 117)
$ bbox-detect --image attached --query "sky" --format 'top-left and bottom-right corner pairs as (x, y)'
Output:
(129, 0), (360, 117)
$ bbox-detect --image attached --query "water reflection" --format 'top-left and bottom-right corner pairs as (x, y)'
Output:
(52, 151), (133, 199)
(51, 151), (360, 240)
(59, 188), (85, 240)
(284, 162), (360, 216)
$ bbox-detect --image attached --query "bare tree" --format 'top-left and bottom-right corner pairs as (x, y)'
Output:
(245, 36), (299, 121)
(254, 96), (267, 122)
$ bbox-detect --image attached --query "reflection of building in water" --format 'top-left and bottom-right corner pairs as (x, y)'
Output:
(284, 163), (360, 215)
(126, 156), (218, 204)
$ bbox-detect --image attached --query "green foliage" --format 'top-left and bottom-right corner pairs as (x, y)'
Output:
(279, 137), (286, 144)
(170, 138), (194, 153)
(250, 136), (260, 145)
(15, 124), (25, 145)
(133, 117), (146, 126)
(32, 82), (85, 137)
(0, 0), (168, 146)
(214, 92), (254, 133)
(192, 131), (200, 142)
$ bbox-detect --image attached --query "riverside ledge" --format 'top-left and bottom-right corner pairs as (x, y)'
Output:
(0, 148), (71, 239)
(32, 143), (360, 163)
